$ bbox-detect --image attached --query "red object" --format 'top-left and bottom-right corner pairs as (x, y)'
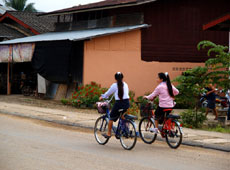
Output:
(203, 13), (230, 31)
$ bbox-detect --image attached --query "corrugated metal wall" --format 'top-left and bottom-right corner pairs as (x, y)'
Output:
(141, 0), (229, 62)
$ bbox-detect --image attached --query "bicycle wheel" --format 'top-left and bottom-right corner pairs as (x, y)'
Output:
(165, 120), (182, 149)
(139, 116), (157, 144)
(119, 119), (137, 150)
(94, 116), (110, 145)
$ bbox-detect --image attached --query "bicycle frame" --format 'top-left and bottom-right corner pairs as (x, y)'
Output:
(161, 118), (175, 137)
(148, 109), (181, 138)
(95, 99), (138, 150)
(103, 107), (127, 138)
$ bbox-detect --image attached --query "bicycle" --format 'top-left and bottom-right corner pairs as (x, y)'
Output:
(94, 100), (138, 150)
(139, 103), (183, 149)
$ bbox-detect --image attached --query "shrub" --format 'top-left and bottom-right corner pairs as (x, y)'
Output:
(71, 81), (107, 108)
(68, 82), (139, 116)
(127, 101), (139, 117)
(61, 98), (69, 105)
(180, 109), (207, 128)
(125, 91), (139, 117)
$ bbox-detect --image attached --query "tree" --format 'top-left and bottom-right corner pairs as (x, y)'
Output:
(4, 0), (37, 12)
(197, 40), (230, 91)
(175, 40), (230, 108)
(174, 40), (230, 127)
(174, 66), (208, 108)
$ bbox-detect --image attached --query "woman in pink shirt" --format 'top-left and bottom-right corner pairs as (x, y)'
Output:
(144, 72), (179, 133)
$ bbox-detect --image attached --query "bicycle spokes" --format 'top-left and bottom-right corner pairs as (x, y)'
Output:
(165, 121), (182, 149)
(94, 116), (109, 145)
(120, 119), (137, 150)
(139, 117), (157, 144)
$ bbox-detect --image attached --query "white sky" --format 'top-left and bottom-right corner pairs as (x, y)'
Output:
(0, 0), (103, 12)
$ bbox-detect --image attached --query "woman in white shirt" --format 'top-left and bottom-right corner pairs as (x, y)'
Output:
(99, 72), (130, 138)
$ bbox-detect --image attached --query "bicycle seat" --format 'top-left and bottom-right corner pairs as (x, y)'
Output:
(166, 114), (180, 119)
(118, 109), (126, 114)
(163, 109), (173, 113)
(124, 114), (138, 120)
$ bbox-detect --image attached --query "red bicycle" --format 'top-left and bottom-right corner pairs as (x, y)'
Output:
(139, 105), (183, 149)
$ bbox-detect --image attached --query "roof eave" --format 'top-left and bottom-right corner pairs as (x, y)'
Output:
(203, 13), (230, 31)
(39, 0), (156, 17)
(0, 12), (40, 34)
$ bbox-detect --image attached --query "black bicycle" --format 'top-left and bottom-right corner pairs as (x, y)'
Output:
(94, 100), (138, 150)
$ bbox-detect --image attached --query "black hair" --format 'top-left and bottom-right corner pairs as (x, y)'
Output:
(115, 72), (124, 100)
(158, 72), (174, 97)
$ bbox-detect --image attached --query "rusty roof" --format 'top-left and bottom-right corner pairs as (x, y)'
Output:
(7, 11), (56, 33)
(41, 0), (156, 16)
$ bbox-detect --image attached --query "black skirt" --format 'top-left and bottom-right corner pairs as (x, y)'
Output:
(110, 99), (130, 121)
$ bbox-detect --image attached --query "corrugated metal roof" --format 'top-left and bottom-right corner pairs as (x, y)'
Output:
(40, 0), (156, 16)
(0, 24), (149, 44)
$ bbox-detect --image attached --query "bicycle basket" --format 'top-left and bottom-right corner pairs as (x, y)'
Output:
(96, 101), (110, 114)
(140, 103), (153, 117)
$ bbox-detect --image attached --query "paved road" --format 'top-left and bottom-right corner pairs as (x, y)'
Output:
(0, 114), (229, 170)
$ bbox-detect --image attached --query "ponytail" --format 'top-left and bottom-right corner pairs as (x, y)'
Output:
(115, 72), (124, 100)
(158, 72), (174, 97)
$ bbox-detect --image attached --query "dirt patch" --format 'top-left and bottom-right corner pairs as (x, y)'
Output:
(0, 94), (98, 114)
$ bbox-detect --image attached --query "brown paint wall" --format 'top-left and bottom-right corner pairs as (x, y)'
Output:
(84, 30), (204, 97)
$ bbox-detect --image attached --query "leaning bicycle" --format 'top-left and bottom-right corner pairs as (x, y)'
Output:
(94, 100), (138, 150)
(139, 104), (183, 149)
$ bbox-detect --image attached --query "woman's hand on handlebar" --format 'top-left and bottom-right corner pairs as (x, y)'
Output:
(144, 96), (155, 101)
(99, 96), (103, 100)
(143, 96), (149, 100)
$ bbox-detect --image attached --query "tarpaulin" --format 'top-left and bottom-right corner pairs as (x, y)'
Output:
(31, 41), (72, 83)
(0, 43), (35, 63)
(0, 45), (12, 62)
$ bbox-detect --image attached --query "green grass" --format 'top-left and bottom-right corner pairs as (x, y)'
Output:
(202, 125), (230, 133)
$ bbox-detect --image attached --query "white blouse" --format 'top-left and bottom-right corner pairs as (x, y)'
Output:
(101, 82), (130, 100)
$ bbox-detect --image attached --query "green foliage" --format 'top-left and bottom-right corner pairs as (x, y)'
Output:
(174, 40), (230, 109)
(127, 91), (139, 117)
(204, 125), (230, 133)
(4, 0), (37, 12)
(180, 109), (206, 128)
(66, 82), (139, 116)
(174, 66), (208, 108)
(61, 98), (69, 105)
(136, 94), (158, 109)
(197, 40), (230, 90)
(136, 96), (149, 105)
(71, 81), (106, 108)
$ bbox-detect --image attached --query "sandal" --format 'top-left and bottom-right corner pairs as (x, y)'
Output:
(102, 133), (111, 139)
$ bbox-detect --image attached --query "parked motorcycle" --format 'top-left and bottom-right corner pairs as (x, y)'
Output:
(200, 90), (228, 108)
(20, 79), (36, 96)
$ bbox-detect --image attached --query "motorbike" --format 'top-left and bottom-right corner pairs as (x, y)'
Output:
(200, 90), (228, 108)
(20, 79), (36, 96)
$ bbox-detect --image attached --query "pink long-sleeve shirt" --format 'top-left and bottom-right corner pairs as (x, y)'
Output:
(146, 82), (179, 108)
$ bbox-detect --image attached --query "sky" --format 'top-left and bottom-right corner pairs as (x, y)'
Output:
(0, 0), (103, 12)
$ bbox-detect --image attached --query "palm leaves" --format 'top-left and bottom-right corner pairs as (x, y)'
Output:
(4, 0), (37, 12)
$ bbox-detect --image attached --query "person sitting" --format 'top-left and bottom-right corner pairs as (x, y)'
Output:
(99, 72), (130, 138)
(144, 72), (179, 133)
